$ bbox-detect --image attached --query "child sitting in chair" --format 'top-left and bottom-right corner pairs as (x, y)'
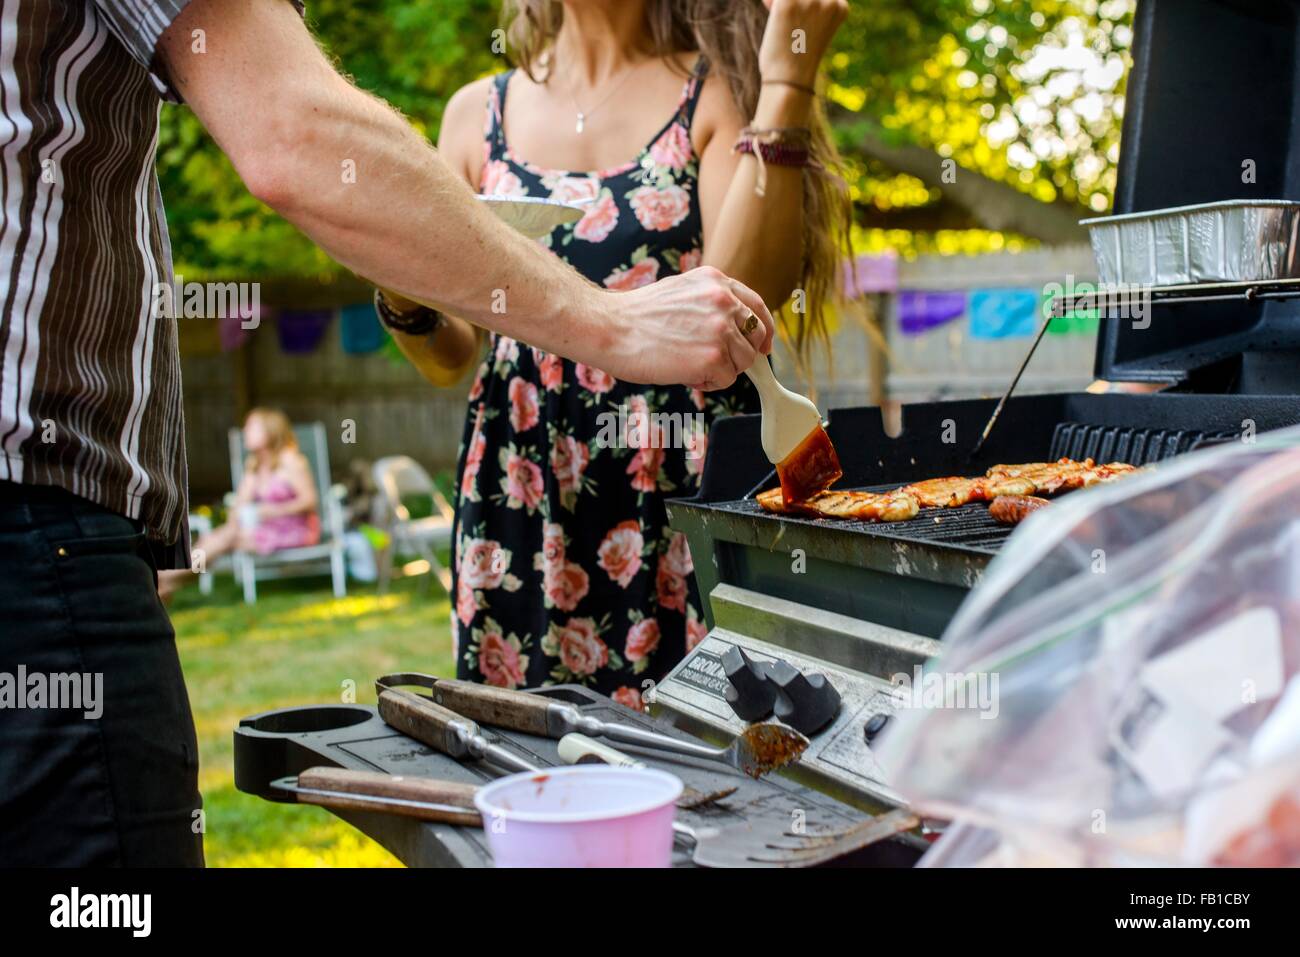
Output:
(159, 408), (319, 600)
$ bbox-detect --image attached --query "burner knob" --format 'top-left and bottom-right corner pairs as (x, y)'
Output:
(769, 661), (841, 735)
(863, 712), (889, 742)
(722, 646), (778, 722)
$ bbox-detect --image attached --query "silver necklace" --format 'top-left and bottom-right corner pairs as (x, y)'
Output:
(564, 60), (642, 134)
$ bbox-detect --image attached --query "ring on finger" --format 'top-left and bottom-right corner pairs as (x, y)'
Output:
(741, 313), (759, 335)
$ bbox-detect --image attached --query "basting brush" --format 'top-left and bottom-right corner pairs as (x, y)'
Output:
(745, 356), (843, 505)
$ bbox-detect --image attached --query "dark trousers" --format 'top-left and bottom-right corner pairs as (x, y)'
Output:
(0, 481), (203, 866)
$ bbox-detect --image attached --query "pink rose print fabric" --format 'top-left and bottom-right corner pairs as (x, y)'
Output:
(453, 60), (758, 700)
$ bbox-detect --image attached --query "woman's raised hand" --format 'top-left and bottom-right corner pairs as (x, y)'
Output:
(759, 0), (850, 86)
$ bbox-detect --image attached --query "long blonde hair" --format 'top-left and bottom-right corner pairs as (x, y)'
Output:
(244, 407), (298, 470)
(501, 0), (852, 365)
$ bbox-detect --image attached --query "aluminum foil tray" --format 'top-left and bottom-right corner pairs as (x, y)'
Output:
(1081, 200), (1300, 286)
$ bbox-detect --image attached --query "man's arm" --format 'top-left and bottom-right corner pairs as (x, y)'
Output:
(157, 0), (773, 389)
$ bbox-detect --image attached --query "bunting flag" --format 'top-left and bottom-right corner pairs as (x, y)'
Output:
(843, 253), (899, 298)
(219, 303), (266, 352)
(277, 308), (333, 354)
(340, 301), (385, 354)
(897, 290), (966, 335)
(219, 315), (250, 352)
(968, 288), (1040, 339)
(1047, 291), (1101, 336)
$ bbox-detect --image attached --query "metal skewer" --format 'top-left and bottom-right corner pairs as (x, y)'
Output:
(967, 311), (1054, 462)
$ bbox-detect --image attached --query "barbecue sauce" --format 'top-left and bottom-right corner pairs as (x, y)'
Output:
(777, 425), (843, 507)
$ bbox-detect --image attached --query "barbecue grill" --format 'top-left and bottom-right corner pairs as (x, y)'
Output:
(652, 0), (1300, 812)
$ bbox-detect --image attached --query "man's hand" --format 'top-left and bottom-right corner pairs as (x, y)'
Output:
(597, 268), (774, 389)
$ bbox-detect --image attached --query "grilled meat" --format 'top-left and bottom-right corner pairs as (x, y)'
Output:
(984, 458), (1137, 495)
(974, 474), (1039, 498)
(899, 476), (986, 508)
(757, 457), (1139, 522)
(989, 494), (1051, 525)
(757, 487), (920, 522)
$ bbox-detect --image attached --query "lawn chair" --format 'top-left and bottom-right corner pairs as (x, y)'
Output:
(371, 455), (453, 594)
(229, 422), (348, 604)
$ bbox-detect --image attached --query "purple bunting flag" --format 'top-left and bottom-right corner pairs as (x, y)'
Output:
(897, 290), (967, 336)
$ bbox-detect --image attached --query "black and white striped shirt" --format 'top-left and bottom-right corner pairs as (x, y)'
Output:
(2, 1), (310, 564)
(1, 1), (206, 565)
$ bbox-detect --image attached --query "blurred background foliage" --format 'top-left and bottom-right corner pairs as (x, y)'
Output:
(158, 0), (1133, 279)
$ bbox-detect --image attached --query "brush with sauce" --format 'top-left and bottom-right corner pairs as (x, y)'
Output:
(745, 355), (842, 505)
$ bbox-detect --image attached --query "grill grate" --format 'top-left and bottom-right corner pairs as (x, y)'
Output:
(718, 421), (1231, 556)
(724, 484), (1014, 554)
(1048, 421), (1236, 466)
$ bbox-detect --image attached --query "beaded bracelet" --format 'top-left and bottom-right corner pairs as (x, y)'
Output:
(732, 126), (815, 197)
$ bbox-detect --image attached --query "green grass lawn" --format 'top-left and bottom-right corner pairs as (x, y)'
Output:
(169, 571), (455, 867)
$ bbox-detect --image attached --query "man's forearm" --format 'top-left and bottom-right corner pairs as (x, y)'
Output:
(268, 79), (609, 350)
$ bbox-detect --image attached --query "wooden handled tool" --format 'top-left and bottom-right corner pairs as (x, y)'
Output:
(426, 679), (552, 736)
(273, 767), (482, 826)
(377, 687), (536, 774)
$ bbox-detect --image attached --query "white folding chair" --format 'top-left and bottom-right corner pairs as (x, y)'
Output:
(371, 455), (453, 594)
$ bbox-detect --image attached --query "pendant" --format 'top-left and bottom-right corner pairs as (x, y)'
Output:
(575, 112), (585, 134)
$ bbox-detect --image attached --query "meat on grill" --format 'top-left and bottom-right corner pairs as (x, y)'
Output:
(989, 494), (1051, 525)
(756, 457), (1140, 522)
(756, 487), (920, 522)
(985, 458), (1138, 494)
(899, 477), (986, 508)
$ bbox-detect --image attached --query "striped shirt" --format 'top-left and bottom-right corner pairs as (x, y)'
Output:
(0, 1), (297, 567)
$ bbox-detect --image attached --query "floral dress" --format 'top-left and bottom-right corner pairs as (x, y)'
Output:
(452, 61), (758, 708)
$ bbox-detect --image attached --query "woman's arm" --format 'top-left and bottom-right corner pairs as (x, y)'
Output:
(696, 0), (848, 308)
(696, 85), (811, 309)
(388, 319), (484, 388)
(380, 78), (492, 387)
(257, 454), (319, 519)
(232, 468), (256, 507)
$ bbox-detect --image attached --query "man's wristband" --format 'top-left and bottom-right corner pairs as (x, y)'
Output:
(374, 289), (445, 336)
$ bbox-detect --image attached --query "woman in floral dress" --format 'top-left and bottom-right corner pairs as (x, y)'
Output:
(381, 0), (851, 705)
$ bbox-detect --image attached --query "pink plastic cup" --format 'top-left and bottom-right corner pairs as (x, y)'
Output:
(473, 766), (683, 868)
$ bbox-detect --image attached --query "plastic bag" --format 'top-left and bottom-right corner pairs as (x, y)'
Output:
(874, 425), (1300, 866)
